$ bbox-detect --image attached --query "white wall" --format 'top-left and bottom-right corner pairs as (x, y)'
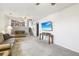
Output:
(0, 11), (8, 33)
(0, 15), (5, 32)
(0, 9), (18, 33)
(39, 4), (79, 53)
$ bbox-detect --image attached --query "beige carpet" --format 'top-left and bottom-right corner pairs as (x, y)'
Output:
(12, 36), (79, 56)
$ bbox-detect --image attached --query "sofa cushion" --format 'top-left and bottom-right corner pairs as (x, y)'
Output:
(0, 44), (10, 51)
(0, 33), (4, 43)
(3, 38), (15, 46)
(3, 34), (11, 40)
(0, 50), (11, 56)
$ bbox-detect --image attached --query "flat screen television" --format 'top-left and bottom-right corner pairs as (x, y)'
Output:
(41, 21), (53, 31)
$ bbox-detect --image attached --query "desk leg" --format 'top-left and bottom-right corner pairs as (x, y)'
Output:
(39, 34), (43, 40)
(51, 35), (53, 44)
(48, 35), (53, 44)
(41, 34), (43, 40)
(39, 34), (41, 40)
(48, 36), (50, 44)
(51, 38), (53, 44)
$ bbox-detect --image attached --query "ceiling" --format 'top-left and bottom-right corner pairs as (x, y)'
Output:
(0, 3), (76, 19)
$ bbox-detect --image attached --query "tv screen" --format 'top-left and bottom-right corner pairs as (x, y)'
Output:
(41, 21), (53, 31)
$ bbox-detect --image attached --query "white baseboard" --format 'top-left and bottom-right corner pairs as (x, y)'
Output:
(55, 41), (79, 53)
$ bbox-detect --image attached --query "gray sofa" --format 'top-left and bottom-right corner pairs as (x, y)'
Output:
(0, 33), (15, 46)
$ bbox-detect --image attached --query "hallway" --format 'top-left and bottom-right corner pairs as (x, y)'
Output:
(12, 36), (79, 56)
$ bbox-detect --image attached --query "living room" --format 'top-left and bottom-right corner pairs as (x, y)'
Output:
(0, 3), (79, 56)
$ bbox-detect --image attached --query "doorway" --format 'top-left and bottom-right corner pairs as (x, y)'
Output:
(36, 23), (39, 36)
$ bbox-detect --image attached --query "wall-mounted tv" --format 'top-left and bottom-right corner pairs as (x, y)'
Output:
(41, 21), (53, 31)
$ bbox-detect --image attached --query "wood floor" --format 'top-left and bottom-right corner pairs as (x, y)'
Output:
(12, 36), (79, 56)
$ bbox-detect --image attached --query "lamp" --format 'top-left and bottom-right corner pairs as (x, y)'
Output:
(7, 26), (12, 30)
(7, 26), (13, 34)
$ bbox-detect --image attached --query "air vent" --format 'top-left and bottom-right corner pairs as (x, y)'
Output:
(35, 3), (56, 6)
(51, 3), (56, 5)
(36, 3), (40, 5)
